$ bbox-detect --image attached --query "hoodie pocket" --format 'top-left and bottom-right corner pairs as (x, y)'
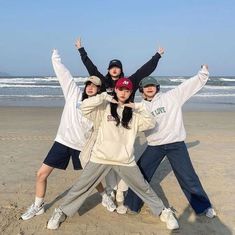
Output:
(95, 140), (131, 164)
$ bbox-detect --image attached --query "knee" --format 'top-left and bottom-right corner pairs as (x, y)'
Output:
(36, 169), (49, 182)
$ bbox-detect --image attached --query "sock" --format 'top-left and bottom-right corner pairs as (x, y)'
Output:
(34, 197), (44, 207)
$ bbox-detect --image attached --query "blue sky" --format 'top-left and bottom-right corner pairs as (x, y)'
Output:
(0, 0), (235, 76)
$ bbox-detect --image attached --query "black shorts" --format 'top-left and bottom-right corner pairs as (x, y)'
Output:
(43, 142), (82, 170)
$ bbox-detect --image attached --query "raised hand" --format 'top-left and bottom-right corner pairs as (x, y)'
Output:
(201, 64), (209, 70)
(157, 47), (164, 56)
(110, 98), (119, 104)
(75, 37), (82, 49)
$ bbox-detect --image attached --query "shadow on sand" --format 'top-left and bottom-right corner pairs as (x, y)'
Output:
(170, 205), (232, 235)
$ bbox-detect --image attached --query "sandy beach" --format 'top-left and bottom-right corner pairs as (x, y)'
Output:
(0, 107), (235, 235)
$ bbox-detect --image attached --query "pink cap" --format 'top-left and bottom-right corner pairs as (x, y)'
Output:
(115, 77), (133, 90)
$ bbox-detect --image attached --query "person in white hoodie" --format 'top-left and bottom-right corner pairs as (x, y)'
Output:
(46, 78), (179, 230)
(124, 65), (216, 219)
(21, 49), (116, 220)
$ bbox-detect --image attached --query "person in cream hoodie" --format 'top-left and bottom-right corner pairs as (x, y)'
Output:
(124, 65), (216, 219)
(46, 78), (179, 230)
(21, 49), (116, 221)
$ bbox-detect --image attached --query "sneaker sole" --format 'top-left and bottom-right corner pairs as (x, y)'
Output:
(166, 224), (180, 230)
(47, 223), (60, 230)
(116, 209), (127, 214)
(160, 217), (179, 230)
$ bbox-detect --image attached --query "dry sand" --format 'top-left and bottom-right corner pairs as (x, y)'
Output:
(0, 107), (234, 235)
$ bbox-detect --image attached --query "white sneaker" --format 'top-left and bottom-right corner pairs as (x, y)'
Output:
(205, 207), (216, 218)
(109, 190), (116, 201)
(160, 208), (179, 230)
(116, 204), (128, 214)
(47, 208), (66, 230)
(102, 194), (116, 212)
(21, 203), (45, 220)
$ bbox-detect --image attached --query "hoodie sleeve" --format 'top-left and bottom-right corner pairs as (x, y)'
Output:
(128, 53), (162, 93)
(134, 103), (156, 132)
(78, 47), (106, 89)
(167, 66), (209, 106)
(52, 49), (82, 101)
(80, 92), (112, 121)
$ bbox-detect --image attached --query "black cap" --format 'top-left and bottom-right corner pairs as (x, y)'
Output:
(108, 59), (123, 70)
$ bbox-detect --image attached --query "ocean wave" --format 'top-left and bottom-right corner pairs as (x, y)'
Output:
(203, 85), (235, 90)
(0, 76), (86, 83)
(0, 84), (60, 88)
(194, 93), (235, 97)
(0, 93), (234, 98)
(218, 78), (235, 82)
(152, 85), (235, 90)
(0, 95), (63, 98)
(168, 78), (187, 83)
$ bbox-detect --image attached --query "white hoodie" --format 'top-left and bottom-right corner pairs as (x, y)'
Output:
(51, 50), (92, 151)
(143, 66), (209, 146)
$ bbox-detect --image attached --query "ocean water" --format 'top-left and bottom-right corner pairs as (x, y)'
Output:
(0, 76), (235, 111)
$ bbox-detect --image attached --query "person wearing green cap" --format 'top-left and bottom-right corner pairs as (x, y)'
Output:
(124, 65), (216, 219)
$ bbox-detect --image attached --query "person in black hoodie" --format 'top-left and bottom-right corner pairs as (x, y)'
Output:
(75, 38), (164, 207)
(75, 38), (164, 97)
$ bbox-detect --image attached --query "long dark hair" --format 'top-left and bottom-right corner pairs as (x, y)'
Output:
(82, 81), (101, 101)
(110, 92), (133, 129)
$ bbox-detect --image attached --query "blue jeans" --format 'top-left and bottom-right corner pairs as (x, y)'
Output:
(124, 141), (212, 214)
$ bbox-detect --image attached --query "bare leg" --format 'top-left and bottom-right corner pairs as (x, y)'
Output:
(21, 163), (54, 220)
(36, 163), (54, 198)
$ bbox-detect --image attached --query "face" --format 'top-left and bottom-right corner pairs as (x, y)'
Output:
(85, 83), (99, 97)
(109, 66), (122, 79)
(115, 87), (132, 103)
(143, 85), (157, 100)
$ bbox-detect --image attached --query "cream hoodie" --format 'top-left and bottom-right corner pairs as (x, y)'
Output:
(80, 93), (156, 166)
(52, 49), (92, 151)
(143, 66), (209, 146)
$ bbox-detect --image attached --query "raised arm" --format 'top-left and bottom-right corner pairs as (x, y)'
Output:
(167, 65), (209, 106)
(128, 47), (164, 93)
(51, 49), (81, 100)
(80, 92), (113, 121)
(75, 38), (106, 86)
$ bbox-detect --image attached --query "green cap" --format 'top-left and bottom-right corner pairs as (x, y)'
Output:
(139, 77), (159, 87)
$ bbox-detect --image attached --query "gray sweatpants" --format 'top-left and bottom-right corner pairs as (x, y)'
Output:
(60, 162), (165, 217)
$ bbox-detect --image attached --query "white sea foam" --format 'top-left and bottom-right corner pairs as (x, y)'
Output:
(161, 85), (235, 90)
(0, 76), (86, 83)
(219, 78), (235, 82)
(0, 95), (63, 98)
(0, 84), (60, 88)
(194, 93), (235, 97)
(169, 78), (187, 82)
(203, 85), (235, 90)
